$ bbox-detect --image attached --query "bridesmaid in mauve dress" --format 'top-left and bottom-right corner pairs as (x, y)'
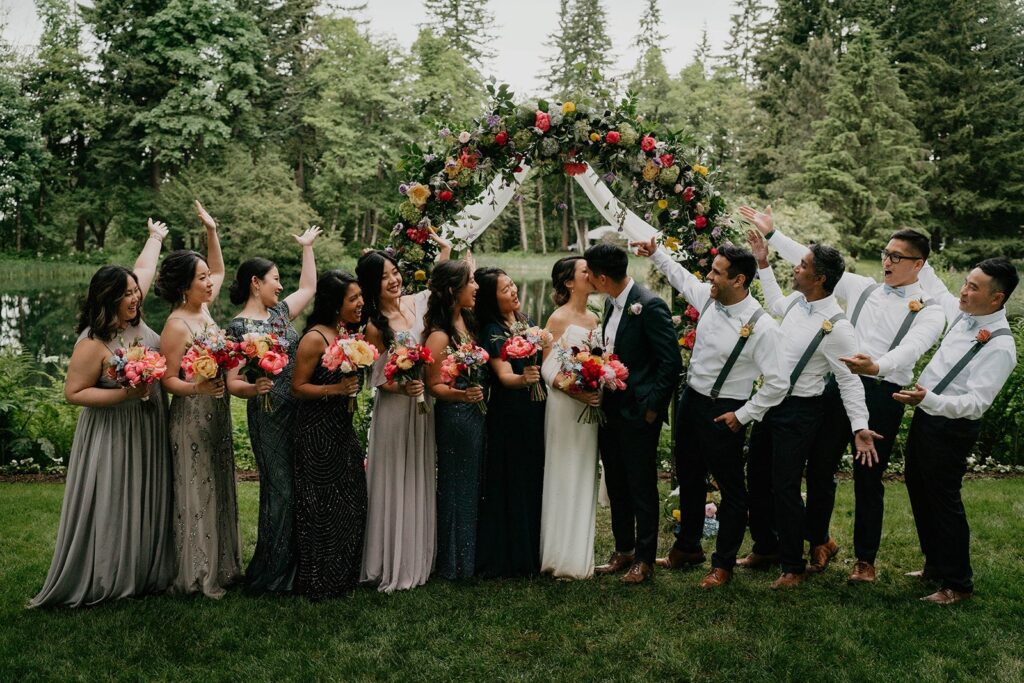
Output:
(224, 228), (321, 595)
(157, 201), (242, 599)
(423, 260), (488, 581)
(30, 219), (175, 609)
(473, 267), (546, 578)
(357, 241), (449, 593)
(290, 271), (368, 600)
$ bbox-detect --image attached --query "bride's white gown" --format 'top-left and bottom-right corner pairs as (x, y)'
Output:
(539, 324), (600, 579)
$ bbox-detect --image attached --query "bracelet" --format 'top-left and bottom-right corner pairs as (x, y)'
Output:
(764, 229), (776, 240)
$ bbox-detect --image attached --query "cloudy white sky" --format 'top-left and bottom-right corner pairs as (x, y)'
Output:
(1, 0), (739, 95)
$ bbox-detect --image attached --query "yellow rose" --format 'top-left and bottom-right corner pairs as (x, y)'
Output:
(693, 164), (709, 177)
(739, 324), (752, 339)
(192, 354), (219, 380)
(407, 183), (431, 208)
(348, 343), (375, 367)
(694, 271), (704, 281)
(664, 236), (680, 252)
(821, 320), (833, 334)
(657, 199), (668, 209)
(642, 161), (660, 182)
(908, 299), (924, 312)
(414, 270), (427, 281)
(445, 159), (463, 179)
(125, 346), (145, 362)
(254, 339), (271, 357)
(589, 132), (600, 142)
(672, 509), (681, 522)
(562, 101), (576, 114)
(396, 355), (414, 371)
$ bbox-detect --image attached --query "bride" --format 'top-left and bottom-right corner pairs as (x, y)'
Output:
(539, 256), (602, 579)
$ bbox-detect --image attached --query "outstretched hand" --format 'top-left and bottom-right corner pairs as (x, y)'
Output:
(893, 383), (928, 407)
(839, 353), (880, 377)
(194, 200), (216, 231)
(629, 236), (658, 258)
(854, 428), (883, 467)
(292, 225), (322, 248)
(738, 205), (773, 236)
(147, 218), (169, 242)
(746, 229), (769, 264)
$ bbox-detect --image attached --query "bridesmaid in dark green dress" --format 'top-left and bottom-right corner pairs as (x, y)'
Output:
(224, 227), (322, 594)
(473, 268), (546, 578)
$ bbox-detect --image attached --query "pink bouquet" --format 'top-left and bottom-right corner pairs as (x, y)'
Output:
(440, 341), (490, 414)
(181, 326), (245, 387)
(499, 323), (551, 402)
(105, 338), (167, 401)
(553, 334), (629, 425)
(322, 332), (381, 412)
(384, 337), (435, 414)
(236, 330), (290, 411)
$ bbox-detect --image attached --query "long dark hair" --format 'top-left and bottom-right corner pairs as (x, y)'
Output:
(551, 256), (584, 306)
(474, 267), (524, 331)
(424, 260), (476, 343)
(155, 249), (207, 307)
(303, 270), (360, 335)
(76, 265), (142, 341)
(229, 257), (275, 305)
(356, 250), (399, 347)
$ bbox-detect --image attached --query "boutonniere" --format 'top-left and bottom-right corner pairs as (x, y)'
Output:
(908, 299), (924, 313)
(976, 329), (992, 344)
(629, 302), (643, 316)
(821, 320), (833, 334)
(739, 324), (752, 338)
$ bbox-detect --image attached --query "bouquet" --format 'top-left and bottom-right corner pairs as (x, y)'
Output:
(181, 326), (245, 387)
(499, 322), (551, 402)
(384, 335), (435, 414)
(105, 338), (167, 401)
(440, 341), (490, 414)
(236, 330), (290, 412)
(553, 335), (629, 425)
(322, 332), (381, 412)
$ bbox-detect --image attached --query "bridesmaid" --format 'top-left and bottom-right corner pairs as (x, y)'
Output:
(358, 236), (450, 593)
(224, 226), (322, 595)
(30, 219), (175, 608)
(423, 260), (487, 581)
(290, 271), (368, 600)
(158, 200), (242, 599)
(473, 267), (546, 578)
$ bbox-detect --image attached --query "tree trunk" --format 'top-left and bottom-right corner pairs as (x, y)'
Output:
(576, 217), (588, 254)
(536, 177), (547, 254)
(76, 216), (87, 251)
(150, 157), (162, 191)
(567, 181), (578, 250)
(518, 195), (529, 252)
(561, 178), (570, 250)
(294, 152), (305, 190)
(14, 202), (22, 252)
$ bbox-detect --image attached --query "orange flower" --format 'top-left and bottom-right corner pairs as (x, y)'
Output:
(908, 299), (924, 313)
(976, 329), (993, 344)
(739, 324), (752, 338)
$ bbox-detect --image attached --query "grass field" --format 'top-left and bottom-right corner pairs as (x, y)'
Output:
(2, 478), (1022, 681)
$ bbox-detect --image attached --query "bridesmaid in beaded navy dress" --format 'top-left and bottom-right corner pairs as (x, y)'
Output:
(423, 260), (488, 580)
(290, 271), (368, 600)
(224, 228), (321, 595)
(472, 268), (546, 578)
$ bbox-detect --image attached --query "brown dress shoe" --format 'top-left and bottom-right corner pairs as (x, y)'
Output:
(736, 552), (780, 570)
(770, 572), (806, 590)
(905, 567), (940, 582)
(920, 588), (972, 605)
(620, 561), (653, 584)
(595, 551), (635, 575)
(806, 538), (840, 574)
(699, 567), (732, 589)
(655, 547), (706, 569)
(848, 560), (876, 584)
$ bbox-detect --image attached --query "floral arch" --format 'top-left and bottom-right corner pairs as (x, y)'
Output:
(386, 83), (737, 290)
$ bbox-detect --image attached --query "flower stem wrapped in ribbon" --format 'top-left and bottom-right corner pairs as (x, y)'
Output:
(553, 336), (629, 425)
(499, 323), (551, 402)
(236, 330), (290, 412)
(384, 337), (435, 414)
(440, 341), (490, 414)
(321, 332), (381, 412)
(181, 326), (246, 388)
(105, 337), (167, 402)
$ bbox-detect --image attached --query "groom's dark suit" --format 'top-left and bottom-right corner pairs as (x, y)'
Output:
(600, 280), (682, 566)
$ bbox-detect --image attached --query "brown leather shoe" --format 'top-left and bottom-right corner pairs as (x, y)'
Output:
(620, 561), (653, 585)
(736, 552), (780, 570)
(920, 588), (972, 605)
(699, 567), (732, 589)
(806, 538), (840, 574)
(905, 567), (940, 582)
(770, 572), (806, 590)
(848, 560), (876, 584)
(594, 551), (635, 576)
(655, 547), (706, 569)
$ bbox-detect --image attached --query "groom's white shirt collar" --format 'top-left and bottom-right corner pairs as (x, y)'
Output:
(610, 278), (635, 310)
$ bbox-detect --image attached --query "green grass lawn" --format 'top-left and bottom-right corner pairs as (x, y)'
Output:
(2, 479), (1022, 681)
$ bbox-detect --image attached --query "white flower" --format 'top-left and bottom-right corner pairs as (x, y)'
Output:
(629, 303), (643, 315)
(458, 131), (472, 144)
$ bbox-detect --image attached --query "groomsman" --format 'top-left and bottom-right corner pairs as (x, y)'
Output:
(742, 206), (945, 583)
(634, 237), (788, 589)
(894, 258), (1018, 604)
(742, 230), (881, 588)
(584, 243), (681, 584)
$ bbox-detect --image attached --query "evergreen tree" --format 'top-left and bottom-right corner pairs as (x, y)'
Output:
(628, 0), (670, 117)
(722, 0), (768, 84)
(544, 0), (614, 103)
(542, 0), (574, 98)
(632, 0), (666, 56)
(406, 27), (485, 126)
(423, 0), (497, 69)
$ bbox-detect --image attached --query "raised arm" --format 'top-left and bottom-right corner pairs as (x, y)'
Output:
(918, 261), (961, 325)
(632, 236), (711, 310)
(748, 229), (796, 317)
(133, 218), (168, 298)
(195, 200), (225, 303)
(282, 226), (323, 320)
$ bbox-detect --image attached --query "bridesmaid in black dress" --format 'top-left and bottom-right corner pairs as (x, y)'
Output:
(290, 271), (367, 600)
(473, 268), (546, 578)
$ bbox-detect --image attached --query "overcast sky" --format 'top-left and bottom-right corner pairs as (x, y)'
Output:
(1, 0), (740, 95)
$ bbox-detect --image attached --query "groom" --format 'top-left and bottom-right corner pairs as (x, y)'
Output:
(585, 242), (682, 584)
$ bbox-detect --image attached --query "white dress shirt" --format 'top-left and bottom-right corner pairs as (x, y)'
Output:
(768, 229), (945, 386)
(758, 265), (870, 432)
(651, 249), (788, 424)
(603, 278), (635, 351)
(918, 262), (965, 328)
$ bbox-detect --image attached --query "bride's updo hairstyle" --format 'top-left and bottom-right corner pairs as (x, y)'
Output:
(550, 256), (584, 306)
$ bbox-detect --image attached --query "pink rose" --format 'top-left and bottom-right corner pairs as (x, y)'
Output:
(682, 186), (695, 202)
(535, 111), (551, 133)
(259, 350), (288, 375)
(640, 135), (656, 152)
(605, 131), (620, 144)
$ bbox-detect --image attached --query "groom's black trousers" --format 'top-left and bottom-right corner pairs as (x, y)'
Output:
(599, 411), (662, 565)
(673, 388), (747, 570)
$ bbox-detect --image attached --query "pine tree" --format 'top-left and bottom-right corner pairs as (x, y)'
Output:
(628, 0), (671, 117)
(406, 27), (485, 126)
(543, 0), (574, 98)
(423, 0), (497, 69)
(545, 0), (614, 103)
(722, 0), (768, 84)
(632, 0), (666, 56)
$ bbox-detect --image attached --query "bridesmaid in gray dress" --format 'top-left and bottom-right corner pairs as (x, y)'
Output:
(30, 219), (175, 608)
(224, 227), (321, 595)
(158, 201), (242, 599)
(423, 260), (488, 580)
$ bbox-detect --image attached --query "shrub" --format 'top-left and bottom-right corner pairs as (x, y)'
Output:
(939, 237), (1024, 270)
(0, 352), (79, 474)
(975, 318), (1024, 466)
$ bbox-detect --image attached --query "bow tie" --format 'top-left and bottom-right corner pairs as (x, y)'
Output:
(714, 301), (731, 318)
(882, 285), (906, 298)
(797, 298), (814, 315)
(961, 315), (978, 331)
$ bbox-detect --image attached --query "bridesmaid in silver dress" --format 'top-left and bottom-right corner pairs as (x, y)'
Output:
(30, 219), (175, 608)
(158, 201), (242, 599)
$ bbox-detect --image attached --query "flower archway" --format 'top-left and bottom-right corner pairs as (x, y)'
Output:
(386, 84), (737, 290)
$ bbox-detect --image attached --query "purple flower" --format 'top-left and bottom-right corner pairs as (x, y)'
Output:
(398, 184), (409, 195)
(652, 156), (664, 168)
(485, 114), (501, 129)
(438, 127), (451, 138)
(711, 226), (723, 238)
(557, 202), (568, 211)
(423, 153), (436, 163)
(602, 172), (617, 184)
(384, 246), (396, 257)
(644, 212), (652, 221)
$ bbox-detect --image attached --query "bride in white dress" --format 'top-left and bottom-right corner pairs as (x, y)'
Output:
(539, 256), (603, 579)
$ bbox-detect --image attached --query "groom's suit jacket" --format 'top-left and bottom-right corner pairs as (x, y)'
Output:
(602, 282), (682, 423)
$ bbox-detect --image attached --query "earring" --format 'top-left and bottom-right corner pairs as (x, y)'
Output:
(181, 292), (187, 305)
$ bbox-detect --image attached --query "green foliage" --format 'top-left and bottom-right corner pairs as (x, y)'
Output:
(0, 353), (78, 473)
(422, 0), (496, 68)
(940, 238), (1024, 270)
(0, 43), (45, 252)
(976, 319), (1024, 465)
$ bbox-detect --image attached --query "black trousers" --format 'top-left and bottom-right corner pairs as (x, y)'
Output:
(598, 411), (662, 565)
(904, 409), (979, 593)
(804, 380), (848, 547)
(673, 389), (747, 570)
(747, 396), (824, 574)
